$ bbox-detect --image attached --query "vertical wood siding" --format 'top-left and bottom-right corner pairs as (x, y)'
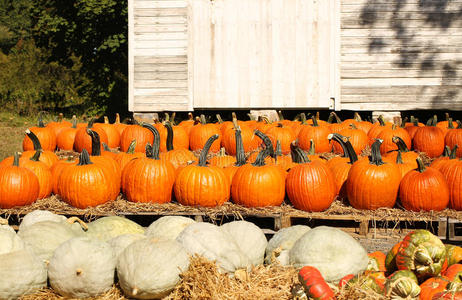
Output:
(341, 0), (462, 110)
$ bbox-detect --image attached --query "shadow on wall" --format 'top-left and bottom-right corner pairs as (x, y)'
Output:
(359, 0), (462, 107)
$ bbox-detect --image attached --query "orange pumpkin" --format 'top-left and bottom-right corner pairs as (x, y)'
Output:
(113, 113), (129, 136)
(94, 116), (121, 149)
(367, 115), (392, 145)
(19, 150), (52, 199)
(445, 120), (462, 158)
(56, 115), (79, 151)
(265, 123), (296, 155)
(159, 121), (196, 170)
(367, 251), (387, 272)
(382, 136), (418, 168)
(50, 158), (76, 195)
(46, 113), (72, 137)
(22, 113), (56, 151)
(209, 148), (236, 168)
(189, 115), (221, 153)
(119, 121), (154, 153)
(438, 158), (462, 210)
(419, 276), (450, 300)
(376, 123), (412, 154)
(115, 140), (144, 171)
(413, 115), (446, 158)
(332, 124), (368, 155)
(222, 117), (259, 155)
(222, 126), (248, 183)
(298, 116), (331, 153)
(73, 118), (109, 153)
(19, 129), (59, 168)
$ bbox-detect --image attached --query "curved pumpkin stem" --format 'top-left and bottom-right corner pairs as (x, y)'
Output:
(198, 135), (219, 167)
(311, 115), (320, 127)
(252, 148), (271, 167)
(448, 118), (454, 129)
(278, 110), (285, 121)
(102, 143), (111, 152)
(416, 157), (426, 173)
(29, 149), (42, 162)
(13, 152), (20, 167)
(377, 115), (385, 126)
(457, 120), (462, 129)
(290, 141), (310, 164)
(234, 127), (247, 167)
(126, 140), (137, 154)
(450, 145), (459, 159)
(216, 114), (224, 124)
(442, 145), (451, 157)
(86, 129), (101, 156)
(328, 112), (342, 124)
(369, 139), (385, 166)
(426, 115), (438, 126)
(400, 117), (408, 128)
(307, 139), (316, 156)
(37, 111), (46, 127)
(199, 114), (207, 125)
(77, 149), (93, 166)
(254, 130), (275, 159)
(25, 129), (43, 151)
(396, 151), (404, 164)
(392, 136), (411, 153)
(67, 216), (88, 231)
(300, 113), (309, 125)
(87, 117), (97, 128)
(328, 133), (358, 164)
(142, 123), (161, 160)
(145, 143), (153, 158)
(354, 112), (362, 122)
(164, 121), (174, 152)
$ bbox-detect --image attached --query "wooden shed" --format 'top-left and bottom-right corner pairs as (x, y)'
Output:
(128, 0), (462, 112)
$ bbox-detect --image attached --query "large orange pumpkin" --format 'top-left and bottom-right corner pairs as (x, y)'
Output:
(382, 136), (418, 168)
(346, 139), (401, 210)
(19, 129), (59, 168)
(19, 150), (53, 199)
(189, 115), (221, 153)
(94, 116), (121, 149)
(332, 124), (368, 155)
(376, 123), (412, 154)
(73, 118), (109, 153)
(22, 113), (56, 151)
(56, 115), (79, 151)
(174, 134), (230, 207)
(120, 121), (154, 153)
(222, 118), (259, 155)
(263, 123), (296, 155)
(298, 116), (331, 153)
(0, 152), (39, 208)
(438, 158), (462, 210)
(413, 116), (446, 158)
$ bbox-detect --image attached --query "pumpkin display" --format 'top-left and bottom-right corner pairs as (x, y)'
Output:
(145, 216), (196, 240)
(113, 113), (129, 136)
(382, 136), (419, 168)
(332, 124), (368, 155)
(189, 115), (221, 153)
(22, 112), (56, 151)
(120, 120), (154, 153)
(231, 148), (285, 207)
(176, 222), (250, 273)
(385, 241), (402, 275)
(0, 152), (39, 208)
(18, 150), (53, 199)
(174, 134), (230, 207)
(419, 276), (450, 300)
(298, 116), (332, 153)
(56, 115), (79, 150)
(94, 116), (121, 148)
(121, 123), (175, 203)
(222, 116), (259, 155)
(48, 237), (116, 298)
(221, 220), (268, 266)
(264, 225), (311, 265)
(117, 238), (190, 299)
(376, 123), (412, 154)
(289, 226), (369, 282)
(20, 129), (59, 168)
(438, 157), (462, 210)
(58, 149), (118, 208)
(0, 222), (25, 255)
(399, 158), (449, 211)
(159, 121), (196, 170)
(73, 118), (109, 153)
(413, 116), (446, 158)
(385, 270), (420, 299)
(445, 120), (462, 158)
(298, 266), (335, 300)
(46, 113), (72, 137)
(107, 233), (146, 258)
(396, 229), (447, 279)
(285, 141), (336, 212)
(86, 216), (145, 242)
(0, 249), (47, 299)
(346, 139), (401, 210)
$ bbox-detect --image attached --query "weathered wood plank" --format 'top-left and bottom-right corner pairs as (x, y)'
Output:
(134, 8), (187, 17)
(341, 101), (462, 111)
(134, 16), (187, 25)
(132, 102), (191, 112)
(134, 40), (188, 49)
(342, 0), (462, 4)
(134, 79), (188, 88)
(134, 32), (188, 41)
(341, 53), (462, 62)
(134, 64), (186, 72)
(134, 72), (188, 80)
(134, 55), (187, 64)
(134, 24), (186, 33)
(342, 18), (462, 29)
(342, 86), (462, 95)
(342, 69), (462, 78)
(133, 48), (187, 56)
(134, 88), (188, 96)
(342, 28), (462, 37)
(341, 46), (462, 54)
(134, 0), (187, 9)
(342, 78), (458, 86)
(342, 4), (462, 13)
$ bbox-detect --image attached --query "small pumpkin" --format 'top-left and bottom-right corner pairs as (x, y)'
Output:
(19, 150), (53, 199)
(333, 124), (368, 155)
(56, 115), (79, 150)
(298, 116), (332, 153)
(382, 136), (419, 168)
(120, 120), (153, 153)
(94, 116), (121, 148)
(376, 122), (412, 154)
(385, 270), (420, 299)
(189, 114), (221, 153)
(73, 118), (109, 153)
(419, 276), (450, 300)
(262, 122), (296, 155)
(445, 120), (462, 158)
(46, 113), (72, 137)
(413, 115), (446, 158)
(115, 140), (144, 171)
(208, 147), (236, 168)
(22, 112), (56, 151)
(20, 129), (59, 168)
(222, 114), (259, 155)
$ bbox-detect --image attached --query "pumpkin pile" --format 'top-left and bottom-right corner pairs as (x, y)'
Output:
(0, 112), (461, 214)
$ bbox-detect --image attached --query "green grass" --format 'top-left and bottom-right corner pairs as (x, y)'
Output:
(0, 112), (37, 161)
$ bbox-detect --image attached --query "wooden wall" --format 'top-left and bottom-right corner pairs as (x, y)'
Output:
(128, 0), (191, 112)
(341, 0), (462, 110)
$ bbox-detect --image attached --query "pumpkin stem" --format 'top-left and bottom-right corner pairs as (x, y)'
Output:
(25, 129), (43, 151)
(328, 133), (358, 164)
(254, 130), (275, 158)
(164, 112), (170, 123)
(67, 217), (88, 231)
(104, 116), (109, 124)
(142, 123), (161, 160)
(187, 112), (194, 121)
(457, 120), (462, 129)
(354, 112), (362, 122)
(307, 139), (316, 155)
(102, 143), (111, 152)
(396, 151), (404, 164)
(164, 121), (174, 152)
(377, 115), (385, 126)
(77, 149), (93, 166)
(87, 118), (96, 128)
(234, 127), (247, 167)
(448, 118), (454, 129)
(216, 114), (224, 124)
(37, 111), (46, 127)
(252, 148), (270, 167)
(400, 117), (408, 128)
(300, 113), (309, 125)
(392, 136), (410, 153)
(369, 139), (385, 166)
(247, 113), (256, 121)
(416, 157), (426, 173)
(198, 135), (219, 167)
(71, 115), (77, 128)
(445, 112), (450, 122)
(258, 115), (271, 124)
(350, 123), (358, 130)
(126, 140), (137, 154)
(278, 110), (284, 121)
(442, 145), (451, 157)
(171, 112), (177, 125)
(426, 115), (438, 126)
(328, 112), (341, 124)
(29, 149), (42, 162)
(450, 145), (459, 159)
(145, 143), (153, 158)
(115, 113), (121, 124)
(311, 115), (319, 127)
(274, 140), (282, 164)
(193, 116), (201, 125)
(13, 152), (20, 166)
(86, 129), (102, 156)
(290, 141), (310, 164)
(199, 114), (207, 125)
(58, 113), (64, 122)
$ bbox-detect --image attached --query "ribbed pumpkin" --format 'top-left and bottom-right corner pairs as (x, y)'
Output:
(274, 140), (296, 171)
(385, 270), (420, 299)
(174, 135), (230, 207)
(50, 158), (77, 195)
(56, 115), (78, 150)
(160, 114), (189, 152)
(120, 121), (153, 153)
(115, 140), (144, 171)
(223, 126), (247, 183)
(222, 117), (259, 155)
(46, 113), (72, 137)
(231, 148), (285, 207)
(353, 112), (374, 134)
(94, 116), (121, 148)
(19, 150), (53, 199)
(298, 116), (332, 153)
(58, 149), (117, 208)
(382, 136), (419, 168)
(393, 151), (417, 179)
(22, 113), (56, 151)
(376, 123), (412, 154)
(122, 124), (175, 203)
(445, 120), (462, 158)
(332, 124), (368, 155)
(437, 112), (452, 135)
(438, 157), (462, 210)
(113, 113), (129, 136)
(346, 139), (401, 210)
(327, 111), (346, 134)
(0, 153), (39, 208)
(265, 122), (297, 155)
(385, 241), (402, 275)
(178, 112), (195, 135)
(159, 121), (196, 171)
(73, 118), (108, 153)
(413, 116), (446, 158)
(189, 115), (221, 153)
(419, 277), (450, 300)
(367, 115), (392, 145)
(20, 129), (59, 168)
(208, 148), (236, 168)
(286, 142), (336, 212)
(430, 145), (455, 170)
(399, 158), (449, 211)
(327, 133), (360, 197)
(404, 116), (424, 140)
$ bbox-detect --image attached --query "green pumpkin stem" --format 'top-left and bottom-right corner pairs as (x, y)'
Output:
(25, 129), (43, 151)
(198, 135), (219, 167)
(442, 146), (451, 157)
(311, 115), (319, 127)
(145, 143), (153, 158)
(426, 115), (438, 127)
(450, 145), (459, 159)
(234, 128), (247, 167)
(392, 136), (410, 153)
(307, 139), (316, 155)
(77, 149), (93, 166)
(171, 112), (177, 125)
(164, 112), (170, 123)
(369, 139), (385, 166)
(457, 120), (462, 129)
(377, 115), (385, 126)
(278, 110), (284, 121)
(252, 148), (270, 167)
(448, 118), (454, 129)
(350, 123), (358, 130)
(86, 129), (101, 156)
(396, 151), (404, 164)
(102, 143), (111, 152)
(254, 130), (275, 159)
(199, 114), (207, 125)
(328, 133), (358, 164)
(30, 149), (42, 162)
(87, 118), (96, 128)
(216, 114), (224, 124)
(164, 121), (174, 152)
(126, 140), (137, 154)
(300, 113), (308, 125)
(416, 157), (426, 173)
(13, 152), (20, 166)
(71, 115), (77, 128)
(142, 123), (161, 160)
(290, 141), (310, 164)
(354, 112), (362, 122)
(37, 111), (46, 127)
(328, 112), (341, 124)
(400, 117), (408, 128)
(445, 112), (450, 122)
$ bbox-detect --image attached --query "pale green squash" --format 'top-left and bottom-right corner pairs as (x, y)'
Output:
(145, 216), (195, 240)
(86, 216), (145, 242)
(265, 225), (311, 265)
